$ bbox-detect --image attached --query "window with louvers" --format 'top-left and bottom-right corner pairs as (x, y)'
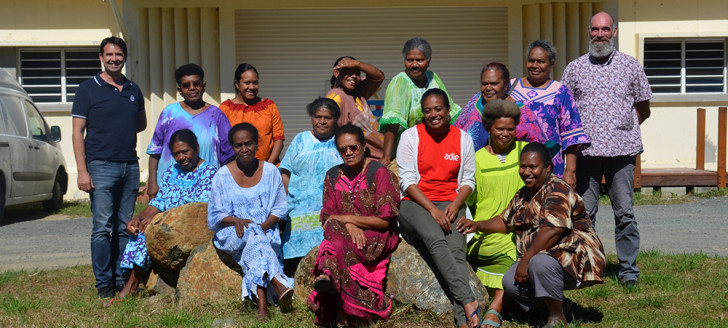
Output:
(19, 49), (99, 103)
(644, 39), (726, 94)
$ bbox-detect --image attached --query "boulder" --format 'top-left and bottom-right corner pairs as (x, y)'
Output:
(176, 241), (241, 305)
(294, 240), (487, 315)
(145, 202), (214, 271)
(386, 240), (488, 314)
(293, 246), (319, 301)
(145, 267), (177, 295)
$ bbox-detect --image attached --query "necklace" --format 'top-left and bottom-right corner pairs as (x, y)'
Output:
(342, 169), (366, 199)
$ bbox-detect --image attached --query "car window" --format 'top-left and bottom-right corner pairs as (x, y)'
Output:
(0, 95), (28, 137)
(24, 100), (48, 141)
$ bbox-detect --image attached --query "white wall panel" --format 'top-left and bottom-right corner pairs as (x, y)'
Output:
(234, 7), (509, 146)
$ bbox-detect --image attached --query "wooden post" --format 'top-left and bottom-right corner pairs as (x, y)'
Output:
(696, 108), (706, 170)
(718, 107), (727, 188)
(634, 154), (642, 189)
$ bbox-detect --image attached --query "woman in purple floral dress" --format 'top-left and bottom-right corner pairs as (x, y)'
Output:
(454, 62), (546, 152)
(509, 40), (590, 186)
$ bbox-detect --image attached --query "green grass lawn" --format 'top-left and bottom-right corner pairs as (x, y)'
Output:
(1, 251), (727, 327)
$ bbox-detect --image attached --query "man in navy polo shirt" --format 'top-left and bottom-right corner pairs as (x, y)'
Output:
(72, 36), (147, 298)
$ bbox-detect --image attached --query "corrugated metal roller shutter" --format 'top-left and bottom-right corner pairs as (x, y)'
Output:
(234, 7), (508, 148)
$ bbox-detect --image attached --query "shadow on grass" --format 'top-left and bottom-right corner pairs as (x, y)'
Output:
(603, 261), (621, 282)
(503, 300), (604, 327)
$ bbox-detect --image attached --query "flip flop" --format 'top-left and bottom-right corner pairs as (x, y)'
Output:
(278, 288), (294, 312)
(482, 309), (503, 327)
(103, 296), (123, 308)
(467, 305), (482, 328)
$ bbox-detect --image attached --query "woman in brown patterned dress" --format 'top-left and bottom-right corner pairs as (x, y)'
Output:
(308, 124), (401, 327)
(457, 142), (605, 327)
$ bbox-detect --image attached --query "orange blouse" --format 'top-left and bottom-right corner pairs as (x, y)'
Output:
(219, 98), (285, 162)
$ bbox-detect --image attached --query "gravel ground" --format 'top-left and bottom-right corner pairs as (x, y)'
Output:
(1, 196), (727, 272)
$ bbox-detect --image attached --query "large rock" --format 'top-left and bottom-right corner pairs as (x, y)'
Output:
(293, 246), (319, 302)
(176, 241), (241, 305)
(145, 202), (214, 271)
(145, 267), (177, 295)
(386, 240), (488, 314)
(294, 241), (487, 315)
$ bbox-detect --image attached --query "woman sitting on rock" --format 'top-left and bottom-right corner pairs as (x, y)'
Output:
(308, 124), (401, 327)
(107, 129), (217, 306)
(396, 88), (481, 328)
(457, 142), (605, 327)
(207, 123), (294, 319)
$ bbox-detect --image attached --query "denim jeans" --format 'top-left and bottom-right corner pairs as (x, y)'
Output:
(575, 155), (640, 283)
(87, 160), (139, 289)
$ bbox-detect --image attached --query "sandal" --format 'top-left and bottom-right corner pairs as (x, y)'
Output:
(482, 309), (503, 327)
(467, 305), (482, 328)
(278, 288), (294, 312)
(313, 275), (335, 294)
(103, 296), (123, 308)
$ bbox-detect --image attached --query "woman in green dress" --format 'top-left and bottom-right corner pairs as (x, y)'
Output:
(466, 99), (525, 328)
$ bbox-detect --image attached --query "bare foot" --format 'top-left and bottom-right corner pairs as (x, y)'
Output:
(256, 286), (269, 320)
(256, 309), (269, 321)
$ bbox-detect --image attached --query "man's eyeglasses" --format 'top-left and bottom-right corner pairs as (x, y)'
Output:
(180, 80), (203, 89)
(337, 144), (361, 154)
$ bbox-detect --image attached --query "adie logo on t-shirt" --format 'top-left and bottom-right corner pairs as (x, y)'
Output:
(444, 153), (460, 161)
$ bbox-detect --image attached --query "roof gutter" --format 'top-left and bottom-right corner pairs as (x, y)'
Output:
(105, 0), (128, 41)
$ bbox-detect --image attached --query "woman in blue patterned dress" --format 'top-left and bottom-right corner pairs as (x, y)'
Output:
(107, 129), (217, 306)
(279, 98), (342, 274)
(207, 123), (294, 320)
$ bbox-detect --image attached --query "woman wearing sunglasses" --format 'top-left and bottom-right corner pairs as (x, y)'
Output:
(308, 124), (401, 327)
(145, 63), (234, 200)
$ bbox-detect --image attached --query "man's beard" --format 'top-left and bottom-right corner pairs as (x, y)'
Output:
(589, 37), (614, 58)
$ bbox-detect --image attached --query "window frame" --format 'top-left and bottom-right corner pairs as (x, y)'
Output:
(639, 33), (728, 104)
(16, 47), (99, 105)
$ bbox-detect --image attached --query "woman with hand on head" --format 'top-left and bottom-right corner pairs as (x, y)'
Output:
(279, 98), (343, 274)
(207, 123), (294, 320)
(457, 142), (605, 328)
(109, 129), (217, 307)
(509, 40), (590, 187)
(220, 63), (285, 164)
(379, 37), (461, 172)
(326, 56), (386, 160)
(453, 62), (545, 152)
(145, 64), (233, 199)
(396, 88), (480, 328)
(308, 124), (401, 328)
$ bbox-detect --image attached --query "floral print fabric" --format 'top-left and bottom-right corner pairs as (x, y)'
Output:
(561, 51), (653, 157)
(120, 161), (217, 271)
(453, 92), (547, 152)
(496, 176), (606, 285)
(509, 79), (591, 176)
(308, 162), (400, 326)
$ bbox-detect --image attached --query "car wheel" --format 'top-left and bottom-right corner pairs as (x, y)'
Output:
(42, 175), (63, 212)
